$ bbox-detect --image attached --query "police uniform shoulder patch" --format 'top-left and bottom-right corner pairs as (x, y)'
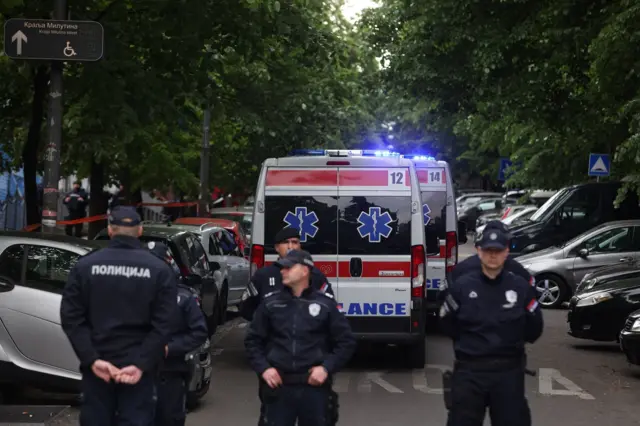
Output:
(147, 241), (156, 249)
(320, 291), (334, 299)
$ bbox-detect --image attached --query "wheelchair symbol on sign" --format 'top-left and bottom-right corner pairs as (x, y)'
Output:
(63, 41), (77, 57)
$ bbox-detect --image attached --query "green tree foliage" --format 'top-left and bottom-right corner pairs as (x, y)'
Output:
(0, 0), (375, 224)
(358, 0), (640, 194)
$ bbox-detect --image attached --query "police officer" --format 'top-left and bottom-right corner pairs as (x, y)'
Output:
(245, 250), (356, 426)
(60, 206), (178, 426)
(147, 241), (209, 426)
(450, 220), (533, 286)
(439, 226), (544, 426)
(239, 227), (334, 321)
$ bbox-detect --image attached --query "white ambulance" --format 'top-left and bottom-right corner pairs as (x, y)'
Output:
(250, 149), (428, 367)
(401, 155), (465, 314)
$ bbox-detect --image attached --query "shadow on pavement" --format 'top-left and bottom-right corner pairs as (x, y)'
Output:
(570, 343), (622, 353)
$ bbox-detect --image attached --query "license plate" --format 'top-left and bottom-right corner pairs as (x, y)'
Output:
(203, 366), (212, 381)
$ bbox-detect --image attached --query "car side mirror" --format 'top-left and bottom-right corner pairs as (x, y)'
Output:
(457, 221), (468, 243)
(578, 248), (589, 258)
(0, 278), (14, 292)
(185, 274), (203, 288)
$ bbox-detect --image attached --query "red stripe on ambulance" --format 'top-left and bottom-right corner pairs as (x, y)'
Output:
(337, 261), (410, 278)
(265, 169), (337, 186)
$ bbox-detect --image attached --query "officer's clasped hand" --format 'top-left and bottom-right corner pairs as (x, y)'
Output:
(262, 367), (283, 388)
(91, 359), (143, 385)
(308, 365), (328, 386)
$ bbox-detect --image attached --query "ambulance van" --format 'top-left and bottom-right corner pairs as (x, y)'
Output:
(250, 149), (428, 367)
(402, 155), (464, 314)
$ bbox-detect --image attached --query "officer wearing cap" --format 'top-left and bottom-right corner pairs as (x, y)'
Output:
(147, 242), (208, 426)
(450, 220), (534, 286)
(438, 226), (544, 426)
(60, 206), (178, 426)
(239, 227), (334, 321)
(245, 250), (356, 426)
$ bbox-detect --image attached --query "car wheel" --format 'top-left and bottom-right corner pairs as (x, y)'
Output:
(407, 339), (426, 368)
(534, 273), (568, 308)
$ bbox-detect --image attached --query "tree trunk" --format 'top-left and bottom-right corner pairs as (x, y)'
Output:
(23, 66), (49, 226)
(88, 159), (108, 239)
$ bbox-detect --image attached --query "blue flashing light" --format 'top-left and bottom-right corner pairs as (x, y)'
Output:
(361, 149), (401, 157)
(288, 149), (326, 156)
(403, 154), (436, 161)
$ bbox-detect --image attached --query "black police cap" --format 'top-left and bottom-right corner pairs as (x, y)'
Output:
(108, 206), (141, 227)
(476, 228), (509, 250)
(275, 249), (314, 269)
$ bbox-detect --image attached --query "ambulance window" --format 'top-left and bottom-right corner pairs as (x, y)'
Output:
(421, 191), (447, 255)
(337, 196), (412, 255)
(264, 196), (338, 255)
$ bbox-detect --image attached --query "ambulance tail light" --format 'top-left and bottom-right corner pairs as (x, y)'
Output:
(411, 244), (425, 298)
(445, 231), (457, 273)
(250, 244), (265, 275)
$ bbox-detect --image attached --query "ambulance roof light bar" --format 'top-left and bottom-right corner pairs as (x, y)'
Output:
(402, 154), (436, 161)
(287, 149), (401, 158)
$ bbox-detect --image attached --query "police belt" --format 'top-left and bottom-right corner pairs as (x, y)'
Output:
(454, 355), (527, 372)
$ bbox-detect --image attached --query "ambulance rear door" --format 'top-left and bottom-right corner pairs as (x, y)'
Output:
(415, 162), (457, 310)
(260, 162), (339, 295)
(336, 160), (422, 338)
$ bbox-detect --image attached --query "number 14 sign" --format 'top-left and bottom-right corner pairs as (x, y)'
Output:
(417, 168), (446, 189)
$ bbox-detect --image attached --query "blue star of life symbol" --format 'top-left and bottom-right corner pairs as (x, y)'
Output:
(357, 207), (394, 243)
(283, 207), (319, 243)
(423, 203), (431, 225)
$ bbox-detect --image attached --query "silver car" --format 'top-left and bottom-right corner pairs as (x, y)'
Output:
(516, 220), (640, 308)
(0, 232), (211, 403)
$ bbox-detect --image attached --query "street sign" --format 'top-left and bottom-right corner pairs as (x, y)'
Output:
(3, 18), (104, 62)
(588, 153), (610, 177)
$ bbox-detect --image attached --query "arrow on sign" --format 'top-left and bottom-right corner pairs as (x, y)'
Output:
(11, 30), (27, 55)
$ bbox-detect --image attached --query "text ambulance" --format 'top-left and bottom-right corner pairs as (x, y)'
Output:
(402, 155), (462, 314)
(250, 149), (428, 367)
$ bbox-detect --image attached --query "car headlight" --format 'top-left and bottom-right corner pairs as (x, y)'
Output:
(576, 292), (613, 307)
(632, 319), (640, 332)
(580, 278), (597, 291)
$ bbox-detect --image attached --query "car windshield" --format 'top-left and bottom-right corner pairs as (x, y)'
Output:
(529, 188), (570, 222)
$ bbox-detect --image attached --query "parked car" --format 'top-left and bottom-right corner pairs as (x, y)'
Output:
(459, 197), (513, 231)
(455, 192), (502, 210)
(94, 224), (224, 335)
(568, 274), (640, 342)
(174, 217), (251, 258)
(209, 207), (253, 240)
(620, 309), (640, 366)
(0, 231), (211, 404)
(517, 220), (640, 308)
(475, 206), (538, 236)
(575, 260), (640, 294)
(164, 222), (250, 309)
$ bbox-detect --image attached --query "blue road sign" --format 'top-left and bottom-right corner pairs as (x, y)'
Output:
(588, 153), (610, 177)
(498, 158), (513, 181)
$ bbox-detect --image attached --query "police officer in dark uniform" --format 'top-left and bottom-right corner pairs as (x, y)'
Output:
(450, 220), (533, 286)
(239, 227), (337, 425)
(245, 250), (356, 426)
(439, 226), (544, 426)
(240, 227), (334, 322)
(60, 207), (177, 426)
(147, 241), (209, 426)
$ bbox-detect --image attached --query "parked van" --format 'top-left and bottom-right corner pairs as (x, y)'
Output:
(509, 182), (640, 256)
(250, 149), (428, 366)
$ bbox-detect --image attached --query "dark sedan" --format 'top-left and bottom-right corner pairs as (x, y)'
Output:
(575, 261), (640, 294)
(567, 277), (640, 342)
(620, 309), (640, 365)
